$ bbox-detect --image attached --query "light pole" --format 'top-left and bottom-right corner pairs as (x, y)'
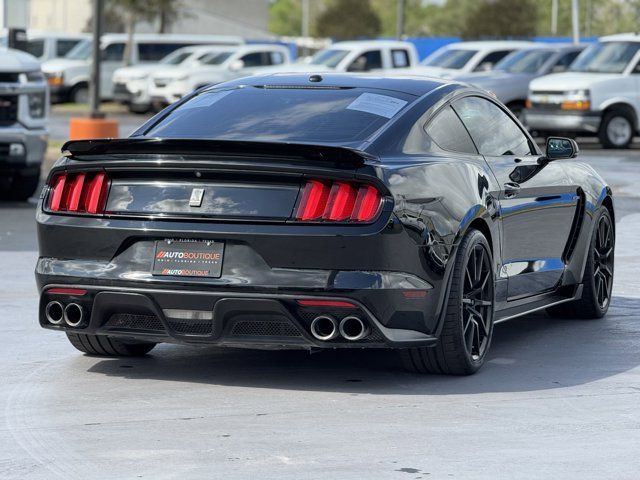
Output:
(571, 0), (580, 44)
(397, 0), (405, 39)
(89, 0), (103, 119)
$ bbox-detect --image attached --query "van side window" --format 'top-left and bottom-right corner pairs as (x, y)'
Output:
(56, 39), (81, 57)
(425, 106), (478, 155)
(270, 51), (284, 65)
(240, 52), (272, 67)
(102, 43), (125, 61)
(552, 50), (580, 73)
(391, 49), (410, 68)
(25, 39), (45, 58)
(347, 50), (383, 72)
(138, 43), (189, 62)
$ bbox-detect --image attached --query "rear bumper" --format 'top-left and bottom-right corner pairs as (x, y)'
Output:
(38, 285), (438, 349)
(524, 108), (601, 133)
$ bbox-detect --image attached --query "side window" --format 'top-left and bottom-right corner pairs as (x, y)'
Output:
(102, 42), (125, 61)
(425, 106), (478, 155)
(552, 50), (580, 73)
(474, 50), (512, 71)
(347, 50), (383, 72)
(270, 51), (284, 65)
(391, 49), (410, 68)
(453, 96), (533, 156)
(240, 52), (268, 67)
(56, 39), (81, 57)
(25, 39), (45, 58)
(138, 43), (188, 62)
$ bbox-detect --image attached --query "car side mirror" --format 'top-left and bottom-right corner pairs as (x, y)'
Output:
(544, 137), (579, 161)
(229, 59), (244, 71)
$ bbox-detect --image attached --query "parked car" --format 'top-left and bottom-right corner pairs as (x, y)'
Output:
(148, 44), (291, 108)
(526, 33), (640, 148)
(405, 41), (535, 78)
(0, 31), (89, 62)
(456, 44), (585, 120)
(262, 40), (418, 73)
(36, 74), (614, 376)
(112, 45), (238, 113)
(0, 47), (48, 200)
(41, 34), (244, 103)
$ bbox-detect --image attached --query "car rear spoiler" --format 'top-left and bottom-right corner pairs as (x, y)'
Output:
(61, 138), (371, 167)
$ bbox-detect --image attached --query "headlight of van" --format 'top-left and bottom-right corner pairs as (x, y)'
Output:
(561, 90), (590, 110)
(46, 71), (64, 87)
(28, 92), (46, 118)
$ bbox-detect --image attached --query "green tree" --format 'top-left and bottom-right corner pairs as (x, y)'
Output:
(269, 0), (303, 36)
(461, 0), (538, 38)
(315, 0), (382, 40)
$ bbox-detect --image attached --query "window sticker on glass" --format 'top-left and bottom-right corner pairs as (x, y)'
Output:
(181, 90), (234, 109)
(346, 93), (408, 118)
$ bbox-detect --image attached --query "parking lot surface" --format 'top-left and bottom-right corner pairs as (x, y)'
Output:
(1, 149), (639, 479)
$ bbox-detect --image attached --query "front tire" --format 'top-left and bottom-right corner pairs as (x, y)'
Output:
(400, 229), (495, 375)
(66, 332), (156, 356)
(599, 110), (634, 149)
(70, 83), (89, 104)
(547, 207), (614, 319)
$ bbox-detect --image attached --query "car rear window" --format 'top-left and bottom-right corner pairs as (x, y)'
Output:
(144, 87), (415, 144)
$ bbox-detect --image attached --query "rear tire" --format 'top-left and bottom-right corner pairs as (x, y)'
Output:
(66, 332), (156, 356)
(599, 110), (634, 149)
(547, 207), (614, 319)
(70, 83), (89, 104)
(400, 229), (495, 375)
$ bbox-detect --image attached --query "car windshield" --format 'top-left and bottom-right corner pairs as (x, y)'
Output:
(143, 87), (415, 144)
(160, 50), (192, 65)
(65, 39), (92, 60)
(570, 41), (640, 73)
(201, 51), (233, 65)
(309, 49), (350, 68)
(421, 49), (477, 69)
(494, 49), (554, 73)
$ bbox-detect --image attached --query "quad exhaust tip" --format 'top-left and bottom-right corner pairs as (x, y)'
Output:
(339, 316), (369, 341)
(310, 315), (339, 341)
(45, 301), (64, 325)
(63, 303), (84, 327)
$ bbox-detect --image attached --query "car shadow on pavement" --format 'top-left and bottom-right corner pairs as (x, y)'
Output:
(87, 295), (640, 395)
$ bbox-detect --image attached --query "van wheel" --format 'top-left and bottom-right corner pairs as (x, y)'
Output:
(70, 83), (89, 104)
(66, 333), (156, 356)
(599, 110), (634, 149)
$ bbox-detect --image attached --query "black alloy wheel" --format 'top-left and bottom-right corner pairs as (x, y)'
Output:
(593, 212), (614, 310)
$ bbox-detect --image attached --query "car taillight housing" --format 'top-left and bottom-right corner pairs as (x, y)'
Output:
(295, 179), (382, 222)
(47, 171), (109, 215)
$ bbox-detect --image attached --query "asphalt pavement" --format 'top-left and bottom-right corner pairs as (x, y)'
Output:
(1, 147), (639, 479)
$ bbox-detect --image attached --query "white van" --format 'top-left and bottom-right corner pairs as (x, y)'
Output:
(0, 31), (89, 62)
(526, 34), (640, 148)
(41, 34), (243, 103)
(149, 44), (291, 108)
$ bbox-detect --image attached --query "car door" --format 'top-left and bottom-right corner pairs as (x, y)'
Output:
(453, 95), (579, 299)
(100, 42), (125, 98)
(347, 50), (383, 72)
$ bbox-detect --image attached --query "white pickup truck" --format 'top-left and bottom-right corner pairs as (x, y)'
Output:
(0, 47), (48, 200)
(265, 40), (419, 74)
(526, 33), (640, 148)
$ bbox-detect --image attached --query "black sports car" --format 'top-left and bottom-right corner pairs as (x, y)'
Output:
(36, 74), (615, 375)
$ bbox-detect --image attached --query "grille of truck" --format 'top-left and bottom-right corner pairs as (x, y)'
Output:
(0, 95), (18, 126)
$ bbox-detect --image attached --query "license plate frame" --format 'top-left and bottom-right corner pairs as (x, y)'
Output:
(152, 239), (224, 278)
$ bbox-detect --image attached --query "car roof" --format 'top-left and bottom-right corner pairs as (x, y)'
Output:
(600, 33), (640, 42)
(442, 40), (536, 51)
(25, 31), (90, 40)
(214, 72), (451, 97)
(331, 40), (415, 49)
(98, 33), (244, 44)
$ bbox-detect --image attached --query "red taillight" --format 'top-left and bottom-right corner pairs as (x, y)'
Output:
(296, 179), (382, 223)
(47, 172), (109, 215)
(46, 288), (88, 296)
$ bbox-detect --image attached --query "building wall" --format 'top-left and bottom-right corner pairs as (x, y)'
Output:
(29, 0), (91, 33)
(1, 0), (31, 28)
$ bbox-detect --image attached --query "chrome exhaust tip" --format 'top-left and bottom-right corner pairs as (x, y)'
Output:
(339, 316), (369, 341)
(45, 301), (65, 325)
(64, 303), (84, 327)
(310, 315), (338, 341)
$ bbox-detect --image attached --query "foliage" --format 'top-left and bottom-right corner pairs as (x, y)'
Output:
(315, 0), (382, 40)
(461, 0), (538, 39)
(269, 0), (303, 36)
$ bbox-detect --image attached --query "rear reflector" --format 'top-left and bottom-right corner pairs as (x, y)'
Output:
(296, 179), (381, 222)
(297, 299), (357, 308)
(46, 288), (88, 296)
(47, 172), (109, 215)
